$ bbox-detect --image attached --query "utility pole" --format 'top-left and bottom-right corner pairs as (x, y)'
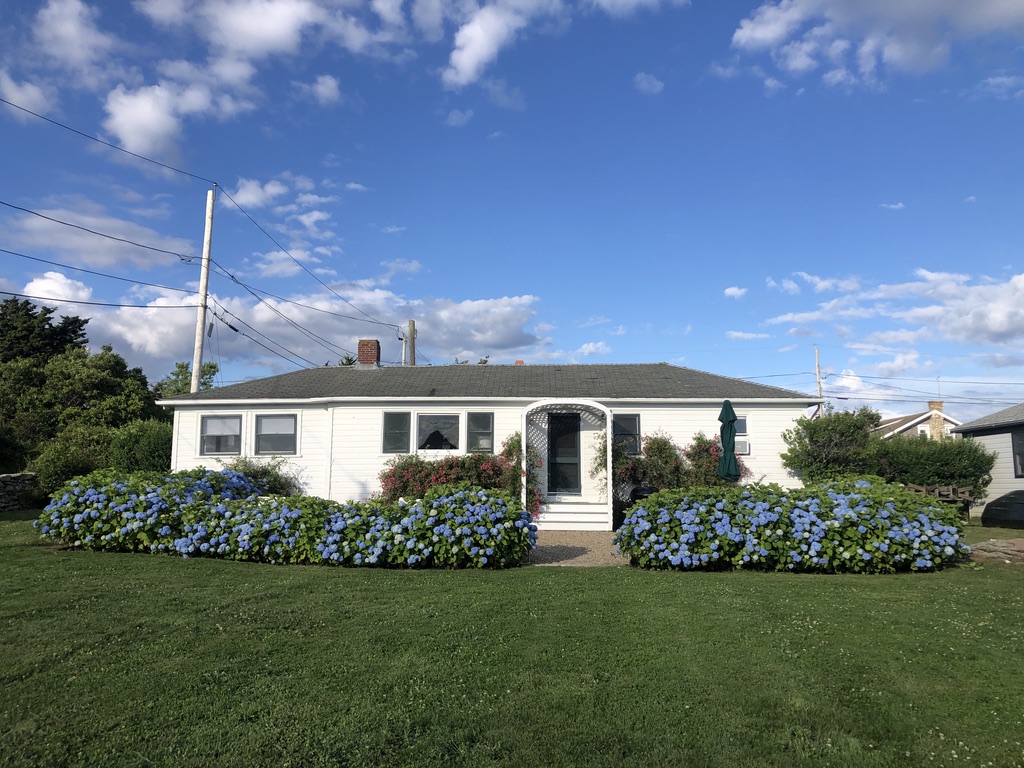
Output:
(190, 187), (216, 393)
(407, 319), (416, 366)
(812, 346), (823, 417)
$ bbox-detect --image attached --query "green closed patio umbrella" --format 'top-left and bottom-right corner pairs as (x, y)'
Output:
(717, 399), (741, 483)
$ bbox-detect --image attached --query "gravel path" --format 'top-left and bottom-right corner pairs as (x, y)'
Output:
(529, 530), (631, 567)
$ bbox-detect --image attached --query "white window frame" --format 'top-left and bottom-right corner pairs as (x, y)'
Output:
(200, 414), (242, 456)
(734, 415), (751, 455)
(255, 414), (298, 456)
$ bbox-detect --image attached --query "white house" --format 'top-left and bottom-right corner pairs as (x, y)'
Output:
(160, 340), (819, 531)
(871, 400), (962, 441)
(954, 402), (1024, 514)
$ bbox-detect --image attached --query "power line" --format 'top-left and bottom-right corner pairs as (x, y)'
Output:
(208, 262), (353, 359)
(2, 94), (401, 339)
(209, 302), (317, 368)
(2, 248), (194, 294)
(0, 199), (195, 262)
(0, 290), (195, 309)
(217, 188), (397, 330)
(0, 96), (216, 184)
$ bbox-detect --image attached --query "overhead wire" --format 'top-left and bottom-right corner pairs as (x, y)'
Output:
(2, 94), (400, 343)
(0, 96), (216, 184)
(0, 199), (195, 262)
(0, 290), (196, 309)
(2, 248), (194, 294)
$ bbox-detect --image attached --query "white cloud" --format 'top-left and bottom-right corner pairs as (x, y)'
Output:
(199, 0), (326, 60)
(299, 74), (343, 105)
(33, 0), (119, 87)
(23, 271), (93, 304)
(976, 74), (1024, 100)
(0, 70), (58, 119)
(731, 0), (1024, 88)
(880, 201), (905, 210)
(964, 195), (976, 203)
(580, 316), (611, 328)
(444, 108), (474, 126)
(346, 182), (368, 191)
(8, 202), (194, 268)
(576, 341), (612, 356)
(481, 78), (526, 110)
(133, 0), (192, 26)
(724, 286), (748, 299)
(442, 5), (531, 88)
(794, 271), (860, 293)
(381, 225), (406, 234)
(252, 248), (319, 277)
(633, 72), (664, 95)
(726, 331), (770, 340)
(230, 177), (290, 208)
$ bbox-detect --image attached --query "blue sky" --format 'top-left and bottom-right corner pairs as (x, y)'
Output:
(1, 0), (1023, 421)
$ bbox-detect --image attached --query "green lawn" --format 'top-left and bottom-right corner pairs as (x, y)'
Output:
(2, 508), (1023, 768)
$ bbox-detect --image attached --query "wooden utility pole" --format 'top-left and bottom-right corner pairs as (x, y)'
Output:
(190, 187), (216, 393)
(407, 319), (416, 366)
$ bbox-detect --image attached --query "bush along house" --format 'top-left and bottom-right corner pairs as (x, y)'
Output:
(159, 340), (820, 531)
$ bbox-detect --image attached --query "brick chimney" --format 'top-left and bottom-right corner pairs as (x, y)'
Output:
(515, 360), (525, 366)
(357, 339), (380, 367)
(928, 400), (945, 440)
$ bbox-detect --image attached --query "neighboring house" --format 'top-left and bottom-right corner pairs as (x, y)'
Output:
(953, 402), (1024, 511)
(871, 400), (962, 440)
(159, 339), (819, 531)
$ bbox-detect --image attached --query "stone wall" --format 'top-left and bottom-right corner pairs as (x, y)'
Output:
(0, 473), (37, 514)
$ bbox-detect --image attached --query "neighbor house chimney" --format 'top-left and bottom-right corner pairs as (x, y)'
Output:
(515, 360), (525, 365)
(928, 400), (945, 440)
(357, 339), (381, 367)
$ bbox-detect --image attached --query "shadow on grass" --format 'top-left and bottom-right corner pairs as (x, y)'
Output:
(0, 507), (41, 523)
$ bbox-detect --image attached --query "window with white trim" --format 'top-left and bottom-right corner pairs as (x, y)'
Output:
(255, 414), (297, 455)
(1012, 431), (1024, 478)
(467, 412), (494, 453)
(417, 414), (459, 450)
(612, 414), (641, 455)
(734, 415), (750, 455)
(383, 412), (411, 453)
(201, 415), (241, 455)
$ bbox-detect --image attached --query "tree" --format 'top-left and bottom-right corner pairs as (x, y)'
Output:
(339, 354), (357, 367)
(781, 406), (882, 481)
(0, 298), (88, 365)
(153, 361), (220, 397)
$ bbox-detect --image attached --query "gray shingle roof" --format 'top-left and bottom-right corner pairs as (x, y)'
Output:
(954, 402), (1024, 434)
(161, 363), (816, 403)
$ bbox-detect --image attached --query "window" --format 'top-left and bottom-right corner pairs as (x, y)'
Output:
(1013, 432), (1024, 478)
(201, 415), (241, 455)
(418, 414), (459, 450)
(467, 412), (494, 453)
(548, 412), (581, 495)
(256, 414), (297, 455)
(383, 412), (411, 453)
(734, 415), (750, 455)
(612, 414), (641, 455)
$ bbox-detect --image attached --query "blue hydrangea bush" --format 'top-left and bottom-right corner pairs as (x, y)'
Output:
(35, 472), (537, 569)
(612, 478), (970, 573)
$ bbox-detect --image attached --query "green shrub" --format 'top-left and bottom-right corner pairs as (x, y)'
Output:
(219, 456), (304, 496)
(613, 476), (968, 573)
(864, 435), (995, 500)
(108, 419), (173, 473)
(781, 407), (880, 481)
(0, 424), (27, 473)
(29, 423), (114, 495)
(378, 432), (542, 516)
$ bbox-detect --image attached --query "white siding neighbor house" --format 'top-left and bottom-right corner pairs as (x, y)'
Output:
(871, 400), (962, 441)
(160, 340), (819, 531)
(954, 402), (1024, 513)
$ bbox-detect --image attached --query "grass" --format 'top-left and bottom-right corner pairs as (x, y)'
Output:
(963, 521), (1024, 545)
(2, 507), (1023, 768)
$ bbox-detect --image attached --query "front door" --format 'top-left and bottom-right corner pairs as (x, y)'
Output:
(547, 412), (581, 495)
